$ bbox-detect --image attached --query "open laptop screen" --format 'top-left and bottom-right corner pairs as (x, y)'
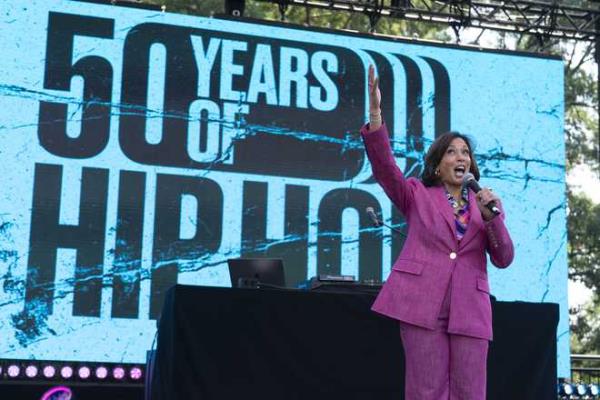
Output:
(227, 258), (286, 288)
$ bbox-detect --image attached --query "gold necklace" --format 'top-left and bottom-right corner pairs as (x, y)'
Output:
(452, 198), (465, 215)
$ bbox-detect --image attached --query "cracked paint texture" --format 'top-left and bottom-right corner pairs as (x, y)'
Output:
(0, 0), (568, 377)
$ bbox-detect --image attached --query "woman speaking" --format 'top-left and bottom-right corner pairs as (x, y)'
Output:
(362, 65), (514, 400)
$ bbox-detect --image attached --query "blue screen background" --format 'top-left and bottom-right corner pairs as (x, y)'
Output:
(0, 0), (567, 376)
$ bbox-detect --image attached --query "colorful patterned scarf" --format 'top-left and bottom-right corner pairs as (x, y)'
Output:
(446, 187), (470, 241)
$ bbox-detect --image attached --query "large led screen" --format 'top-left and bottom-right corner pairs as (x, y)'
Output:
(0, 0), (568, 376)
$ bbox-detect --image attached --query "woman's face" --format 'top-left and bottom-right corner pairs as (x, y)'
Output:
(437, 137), (472, 189)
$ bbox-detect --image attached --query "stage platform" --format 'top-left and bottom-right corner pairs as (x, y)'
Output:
(150, 285), (559, 400)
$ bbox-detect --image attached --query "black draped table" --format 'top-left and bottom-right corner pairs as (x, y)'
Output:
(150, 285), (558, 400)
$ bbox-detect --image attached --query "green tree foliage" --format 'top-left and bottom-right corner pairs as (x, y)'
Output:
(568, 189), (600, 354)
(571, 293), (600, 353)
(569, 191), (600, 292)
(561, 42), (600, 355)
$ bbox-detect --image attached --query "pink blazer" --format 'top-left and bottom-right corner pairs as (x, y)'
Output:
(363, 124), (514, 340)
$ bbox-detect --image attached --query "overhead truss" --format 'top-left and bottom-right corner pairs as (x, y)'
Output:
(256, 0), (600, 41)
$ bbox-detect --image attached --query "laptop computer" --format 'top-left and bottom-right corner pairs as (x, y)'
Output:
(227, 258), (286, 288)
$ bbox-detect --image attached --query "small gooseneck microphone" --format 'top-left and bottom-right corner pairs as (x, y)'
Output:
(462, 173), (501, 216)
(366, 207), (382, 227)
(365, 207), (406, 236)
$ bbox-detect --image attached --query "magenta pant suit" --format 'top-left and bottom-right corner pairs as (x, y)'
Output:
(361, 124), (514, 400)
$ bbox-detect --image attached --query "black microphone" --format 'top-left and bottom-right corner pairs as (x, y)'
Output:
(462, 173), (501, 216)
(365, 207), (406, 236)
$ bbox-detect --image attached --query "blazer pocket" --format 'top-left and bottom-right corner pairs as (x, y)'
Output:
(392, 259), (425, 275)
(476, 278), (490, 294)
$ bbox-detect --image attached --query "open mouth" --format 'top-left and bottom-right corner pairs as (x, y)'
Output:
(454, 165), (466, 178)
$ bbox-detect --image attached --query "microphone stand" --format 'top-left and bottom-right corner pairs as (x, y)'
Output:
(373, 218), (406, 237)
(366, 207), (406, 237)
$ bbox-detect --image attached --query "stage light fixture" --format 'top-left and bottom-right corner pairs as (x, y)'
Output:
(25, 365), (39, 378)
(7, 365), (20, 378)
(60, 366), (73, 379)
(95, 366), (108, 379)
(43, 365), (56, 378)
(0, 359), (145, 383)
(113, 366), (126, 380)
(575, 383), (587, 396)
(558, 382), (574, 396)
(129, 367), (143, 380)
(78, 366), (91, 379)
(224, 0), (245, 17)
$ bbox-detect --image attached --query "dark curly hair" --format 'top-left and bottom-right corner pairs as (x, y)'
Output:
(421, 131), (480, 187)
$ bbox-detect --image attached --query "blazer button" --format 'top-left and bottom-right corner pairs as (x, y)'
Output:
(449, 252), (457, 260)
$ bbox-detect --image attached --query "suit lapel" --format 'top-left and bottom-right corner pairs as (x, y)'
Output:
(431, 185), (457, 241)
(459, 190), (482, 248)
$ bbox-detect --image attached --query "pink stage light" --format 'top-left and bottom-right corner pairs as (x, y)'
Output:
(25, 365), (38, 378)
(129, 367), (143, 380)
(78, 366), (91, 379)
(112, 367), (125, 380)
(95, 366), (108, 379)
(7, 365), (20, 378)
(60, 366), (73, 379)
(43, 365), (56, 378)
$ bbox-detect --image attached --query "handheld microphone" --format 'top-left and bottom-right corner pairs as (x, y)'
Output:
(462, 173), (501, 216)
(365, 207), (406, 236)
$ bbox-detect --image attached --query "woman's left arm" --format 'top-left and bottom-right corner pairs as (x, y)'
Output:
(477, 188), (515, 268)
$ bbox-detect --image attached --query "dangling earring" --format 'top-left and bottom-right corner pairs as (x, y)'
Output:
(435, 168), (440, 176)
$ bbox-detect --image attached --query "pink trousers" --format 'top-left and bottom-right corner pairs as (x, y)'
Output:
(399, 284), (489, 400)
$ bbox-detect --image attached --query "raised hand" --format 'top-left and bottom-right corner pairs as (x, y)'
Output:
(368, 64), (381, 113)
(368, 65), (382, 132)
